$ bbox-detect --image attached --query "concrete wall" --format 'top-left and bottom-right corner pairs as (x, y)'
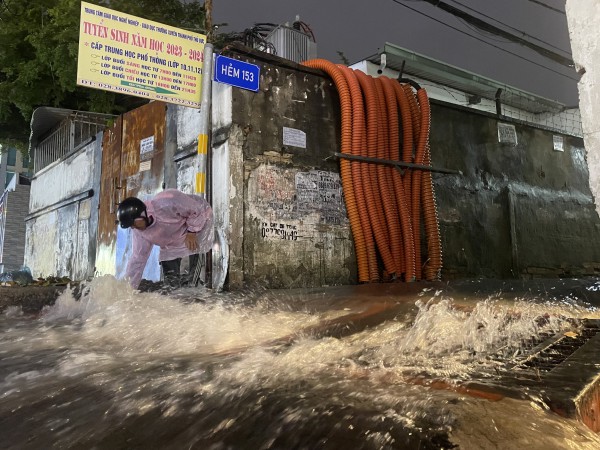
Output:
(211, 49), (355, 289)
(432, 101), (599, 278)
(25, 137), (102, 280)
(31, 47), (595, 286)
(566, 0), (600, 217)
(181, 48), (598, 288)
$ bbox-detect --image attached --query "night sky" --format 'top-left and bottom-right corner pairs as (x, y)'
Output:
(213, 0), (579, 106)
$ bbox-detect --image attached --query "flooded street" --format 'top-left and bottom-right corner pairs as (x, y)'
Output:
(2, 276), (600, 449)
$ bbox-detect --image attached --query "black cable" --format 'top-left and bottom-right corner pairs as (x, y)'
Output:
(527, 0), (565, 15)
(412, 0), (572, 66)
(449, 0), (571, 55)
(391, 0), (579, 82)
(456, 17), (514, 44)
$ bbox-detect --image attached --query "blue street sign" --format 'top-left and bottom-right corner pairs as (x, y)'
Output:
(214, 55), (260, 92)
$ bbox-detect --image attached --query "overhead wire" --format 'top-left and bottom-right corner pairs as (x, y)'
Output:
(391, 0), (579, 82)
(398, 0), (572, 67)
(527, 0), (565, 15)
(448, 0), (571, 55)
(456, 18), (514, 44)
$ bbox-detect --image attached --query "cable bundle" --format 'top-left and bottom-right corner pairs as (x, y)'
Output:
(302, 59), (442, 282)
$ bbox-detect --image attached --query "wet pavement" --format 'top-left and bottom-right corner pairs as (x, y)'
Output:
(1, 276), (600, 449)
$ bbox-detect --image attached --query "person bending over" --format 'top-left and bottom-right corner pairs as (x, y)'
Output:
(116, 189), (213, 290)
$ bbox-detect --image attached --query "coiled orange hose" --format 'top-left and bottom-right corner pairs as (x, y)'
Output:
(417, 89), (443, 281)
(302, 59), (370, 282)
(402, 83), (425, 280)
(302, 60), (442, 283)
(378, 77), (404, 275)
(338, 65), (379, 282)
(382, 76), (416, 281)
(354, 70), (397, 276)
(374, 77), (403, 276)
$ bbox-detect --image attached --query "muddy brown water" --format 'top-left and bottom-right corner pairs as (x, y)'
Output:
(2, 276), (600, 449)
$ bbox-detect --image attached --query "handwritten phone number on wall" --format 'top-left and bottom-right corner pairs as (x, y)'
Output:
(261, 223), (298, 241)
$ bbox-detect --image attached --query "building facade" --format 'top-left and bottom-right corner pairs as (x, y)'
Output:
(26, 45), (600, 288)
(0, 146), (32, 274)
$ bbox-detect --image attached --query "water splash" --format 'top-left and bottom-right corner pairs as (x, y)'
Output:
(2, 277), (600, 449)
(39, 275), (323, 357)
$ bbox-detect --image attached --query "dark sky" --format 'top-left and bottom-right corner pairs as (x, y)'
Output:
(213, 0), (579, 106)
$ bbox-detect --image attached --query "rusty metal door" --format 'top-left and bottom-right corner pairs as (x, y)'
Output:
(96, 101), (167, 276)
(120, 101), (166, 199)
(98, 116), (123, 252)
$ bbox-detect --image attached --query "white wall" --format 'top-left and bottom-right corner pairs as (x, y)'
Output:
(25, 138), (101, 280)
(566, 0), (600, 216)
(29, 147), (95, 212)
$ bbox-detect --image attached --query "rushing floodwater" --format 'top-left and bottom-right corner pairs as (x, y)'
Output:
(2, 276), (600, 449)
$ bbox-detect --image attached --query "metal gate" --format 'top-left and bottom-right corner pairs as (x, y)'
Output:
(96, 101), (167, 278)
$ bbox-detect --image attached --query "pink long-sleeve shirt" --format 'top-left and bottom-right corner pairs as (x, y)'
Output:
(125, 189), (214, 288)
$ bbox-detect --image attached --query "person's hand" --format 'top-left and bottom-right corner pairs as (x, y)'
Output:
(185, 232), (198, 251)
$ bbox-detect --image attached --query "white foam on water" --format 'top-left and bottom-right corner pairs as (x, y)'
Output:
(210, 290), (599, 390)
(3, 278), (600, 448)
(38, 275), (323, 358)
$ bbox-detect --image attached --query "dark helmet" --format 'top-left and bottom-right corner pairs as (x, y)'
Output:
(116, 197), (147, 228)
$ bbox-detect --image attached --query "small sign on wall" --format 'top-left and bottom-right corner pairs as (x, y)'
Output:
(497, 123), (518, 145)
(553, 135), (564, 152)
(140, 136), (155, 162)
(283, 127), (307, 149)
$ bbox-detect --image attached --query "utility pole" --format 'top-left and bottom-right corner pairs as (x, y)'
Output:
(421, 0), (574, 68)
(205, 0), (212, 42)
(194, 0), (215, 287)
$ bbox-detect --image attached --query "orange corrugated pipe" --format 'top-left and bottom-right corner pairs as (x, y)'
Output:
(422, 142), (443, 280)
(392, 82), (415, 214)
(302, 59), (370, 282)
(417, 89), (443, 281)
(392, 82), (418, 279)
(302, 60), (441, 283)
(354, 69), (397, 276)
(338, 65), (379, 282)
(378, 76), (405, 275)
(373, 77), (404, 276)
(402, 83), (425, 280)
(382, 76), (416, 281)
(403, 83), (442, 281)
(392, 80), (418, 281)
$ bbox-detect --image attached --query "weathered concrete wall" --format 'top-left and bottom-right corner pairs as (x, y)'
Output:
(566, 0), (600, 217)
(216, 49), (355, 289)
(432, 102), (600, 279)
(73, 48), (597, 288)
(173, 105), (203, 194)
(206, 48), (598, 288)
(25, 137), (102, 280)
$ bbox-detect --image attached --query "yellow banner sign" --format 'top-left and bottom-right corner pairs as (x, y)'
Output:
(77, 2), (206, 108)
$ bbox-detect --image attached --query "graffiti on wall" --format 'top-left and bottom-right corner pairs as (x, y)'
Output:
(261, 222), (298, 241)
(248, 164), (347, 241)
(253, 166), (297, 219)
(295, 170), (346, 225)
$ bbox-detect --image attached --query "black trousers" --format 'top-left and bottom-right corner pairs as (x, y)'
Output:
(160, 254), (200, 288)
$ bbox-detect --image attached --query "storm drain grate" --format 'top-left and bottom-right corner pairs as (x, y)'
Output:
(513, 321), (600, 373)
